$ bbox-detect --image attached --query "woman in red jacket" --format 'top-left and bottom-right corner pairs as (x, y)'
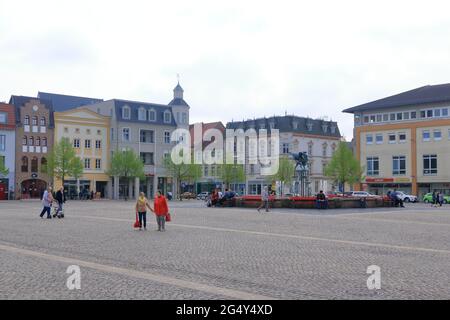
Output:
(153, 190), (169, 232)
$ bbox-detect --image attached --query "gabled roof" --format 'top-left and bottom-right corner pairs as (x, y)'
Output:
(37, 92), (103, 112)
(9, 95), (55, 127)
(342, 83), (450, 113)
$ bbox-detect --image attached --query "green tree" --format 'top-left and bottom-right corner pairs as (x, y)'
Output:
(0, 156), (9, 177)
(218, 163), (246, 190)
(45, 137), (84, 187)
(324, 141), (364, 192)
(163, 155), (202, 201)
(269, 156), (295, 196)
(107, 149), (144, 201)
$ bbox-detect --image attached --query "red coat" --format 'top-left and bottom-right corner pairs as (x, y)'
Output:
(154, 196), (169, 216)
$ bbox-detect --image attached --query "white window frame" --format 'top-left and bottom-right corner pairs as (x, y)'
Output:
(366, 157), (379, 176)
(423, 154), (437, 175)
(433, 129), (442, 141)
(423, 130), (431, 142)
(122, 128), (130, 142)
(375, 134), (383, 144)
(164, 111), (172, 124)
(122, 105), (131, 120)
(164, 131), (171, 144)
(85, 139), (91, 149)
(73, 139), (80, 148)
(392, 156), (406, 175)
(366, 134), (373, 145)
(388, 133), (396, 144)
(398, 132), (406, 143)
(148, 109), (156, 122)
(138, 107), (146, 121)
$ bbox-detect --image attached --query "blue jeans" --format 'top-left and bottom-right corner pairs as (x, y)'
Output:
(40, 206), (51, 218)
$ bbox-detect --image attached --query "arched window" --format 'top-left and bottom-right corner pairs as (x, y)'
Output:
(24, 115), (30, 125)
(22, 136), (27, 145)
(42, 137), (47, 146)
(31, 157), (38, 172)
(28, 136), (34, 146)
(36, 137), (41, 146)
(122, 105), (130, 119)
(21, 156), (28, 172)
(32, 116), (38, 125)
(41, 157), (47, 173)
(138, 107), (146, 121)
(148, 109), (156, 121)
(40, 117), (46, 126)
(163, 111), (172, 123)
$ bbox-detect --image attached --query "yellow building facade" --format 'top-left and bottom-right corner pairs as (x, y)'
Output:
(344, 84), (450, 198)
(54, 108), (111, 198)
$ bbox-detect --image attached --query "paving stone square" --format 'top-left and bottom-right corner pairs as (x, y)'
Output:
(0, 200), (449, 300)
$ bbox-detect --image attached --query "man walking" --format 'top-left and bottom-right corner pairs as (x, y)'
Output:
(257, 186), (270, 213)
(53, 186), (66, 218)
(39, 187), (53, 219)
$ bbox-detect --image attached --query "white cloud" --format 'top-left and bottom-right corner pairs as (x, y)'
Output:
(2, 0), (450, 139)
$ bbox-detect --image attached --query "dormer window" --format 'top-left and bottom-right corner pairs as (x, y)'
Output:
(122, 105), (131, 119)
(148, 109), (156, 122)
(306, 122), (313, 131)
(322, 123), (328, 133)
(269, 122), (275, 129)
(293, 121), (299, 129)
(164, 111), (172, 124)
(138, 107), (146, 121)
(330, 125), (336, 134)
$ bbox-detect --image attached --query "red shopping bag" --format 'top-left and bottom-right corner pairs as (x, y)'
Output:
(133, 212), (140, 228)
(166, 212), (171, 222)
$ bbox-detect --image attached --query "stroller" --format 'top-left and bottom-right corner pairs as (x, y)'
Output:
(51, 200), (65, 218)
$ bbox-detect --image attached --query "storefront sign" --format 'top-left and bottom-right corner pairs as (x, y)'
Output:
(365, 178), (394, 183)
(394, 178), (411, 183)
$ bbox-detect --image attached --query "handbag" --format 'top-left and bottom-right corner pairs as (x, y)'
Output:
(166, 212), (171, 222)
(133, 212), (140, 228)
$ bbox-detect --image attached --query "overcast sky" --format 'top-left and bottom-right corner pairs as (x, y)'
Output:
(2, 0), (450, 140)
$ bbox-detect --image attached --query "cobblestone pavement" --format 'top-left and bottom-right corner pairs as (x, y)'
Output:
(0, 200), (449, 300)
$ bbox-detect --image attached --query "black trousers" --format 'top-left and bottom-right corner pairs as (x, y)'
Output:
(138, 212), (147, 228)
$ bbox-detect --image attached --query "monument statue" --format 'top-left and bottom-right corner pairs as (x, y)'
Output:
(290, 152), (311, 196)
(291, 152), (309, 171)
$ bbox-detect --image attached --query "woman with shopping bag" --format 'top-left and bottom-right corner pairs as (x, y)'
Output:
(153, 190), (170, 232)
(135, 192), (153, 231)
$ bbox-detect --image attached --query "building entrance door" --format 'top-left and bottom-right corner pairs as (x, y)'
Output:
(21, 179), (47, 199)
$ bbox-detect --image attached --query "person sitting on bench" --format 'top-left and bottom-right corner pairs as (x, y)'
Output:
(316, 190), (328, 209)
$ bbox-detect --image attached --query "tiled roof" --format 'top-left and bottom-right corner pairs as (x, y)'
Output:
(112, 99), (177, 126)
(226, 115), (341, 138)
(342, 83), (450, 113)
(37, 92), (103, 112)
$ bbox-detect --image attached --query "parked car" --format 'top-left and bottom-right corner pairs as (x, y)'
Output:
(325, 191), (344, 198)
(394, 191), (418, 203)
(423, 193), (450, 204)
(196, 192), (210, 200)
(180, 192), (196, 199)
(344, 191), (377, 197)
